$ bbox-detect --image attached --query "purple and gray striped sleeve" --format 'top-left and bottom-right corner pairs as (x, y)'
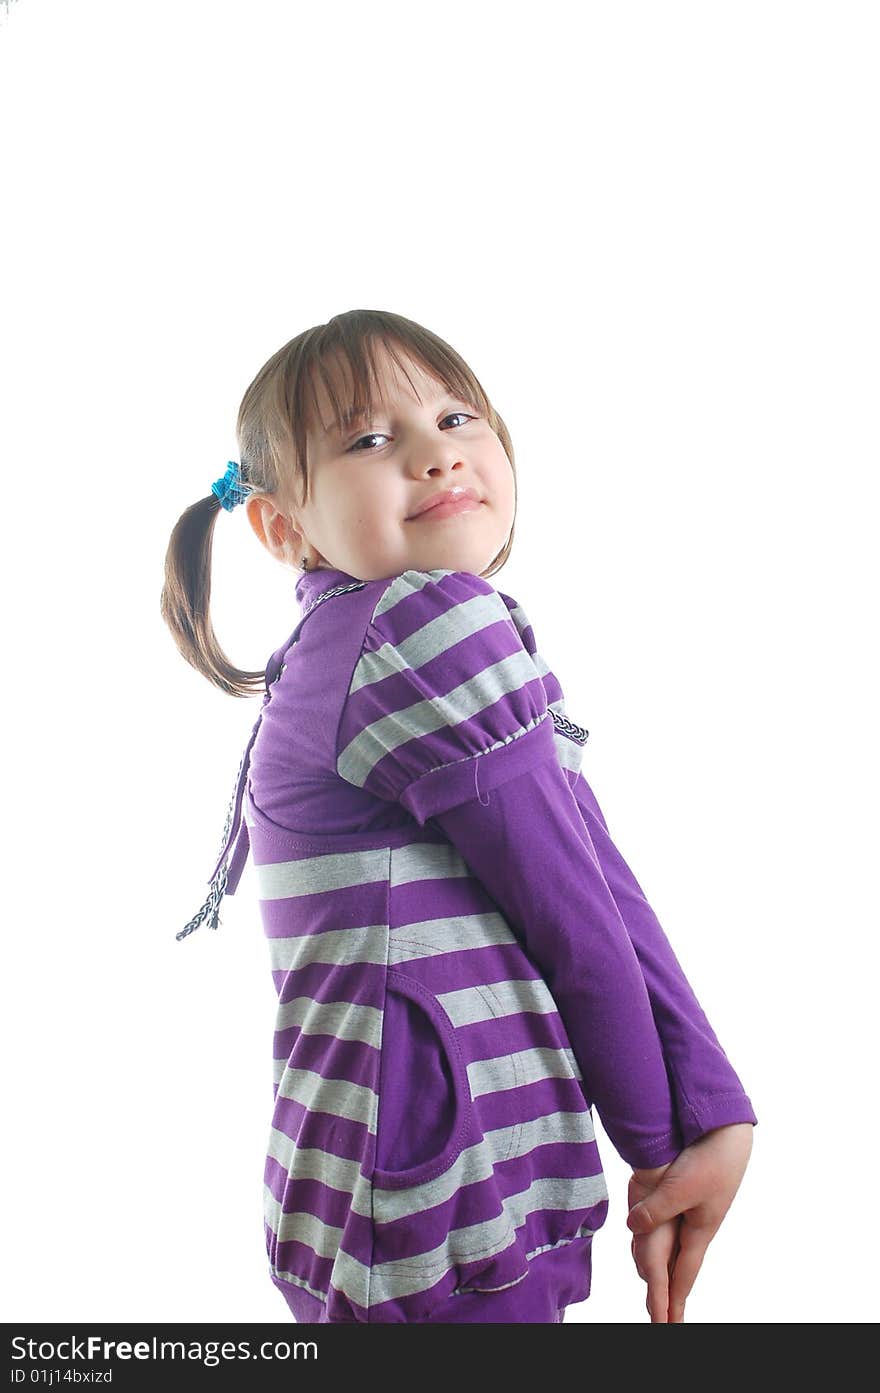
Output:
(335, 569), (688, 1169)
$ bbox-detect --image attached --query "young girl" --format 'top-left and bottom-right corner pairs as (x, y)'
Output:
(161, 309), (757, 1325)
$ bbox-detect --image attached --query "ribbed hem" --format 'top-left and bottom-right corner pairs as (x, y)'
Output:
(271, 1232), (594, 1325)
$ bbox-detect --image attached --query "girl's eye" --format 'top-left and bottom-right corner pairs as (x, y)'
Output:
(348, 432), (388, 453)
(347, 412), (476, 453)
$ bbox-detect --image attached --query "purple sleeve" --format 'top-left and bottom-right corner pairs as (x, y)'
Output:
(568, 772), (758, 1147)
(434, 756), (687, 1170)
(336, 569), (688, 1168)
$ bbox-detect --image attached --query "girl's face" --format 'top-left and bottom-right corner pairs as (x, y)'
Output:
(270, 343), (515, 582)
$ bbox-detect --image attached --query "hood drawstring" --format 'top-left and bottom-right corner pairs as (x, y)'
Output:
(175, 580), (366, 943)
(175, 710), (265, 941)
(550, 708), (590, 746)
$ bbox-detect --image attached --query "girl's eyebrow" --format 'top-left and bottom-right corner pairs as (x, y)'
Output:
(331, 392), (474, 436)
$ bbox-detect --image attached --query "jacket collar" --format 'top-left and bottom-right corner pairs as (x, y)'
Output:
(295, 565), (363, 612)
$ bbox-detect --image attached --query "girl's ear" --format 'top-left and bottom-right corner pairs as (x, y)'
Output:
(245, 493), (306, 568)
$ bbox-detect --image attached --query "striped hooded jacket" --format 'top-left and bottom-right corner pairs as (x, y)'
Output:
(181, 566), (757, 1323)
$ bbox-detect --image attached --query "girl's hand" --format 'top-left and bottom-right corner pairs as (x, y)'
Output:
(627, 1123), (755, 1322)
(628, 1162), (679, 1323)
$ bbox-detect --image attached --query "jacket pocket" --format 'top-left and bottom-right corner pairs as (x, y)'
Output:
(372, 968), (474, 1190)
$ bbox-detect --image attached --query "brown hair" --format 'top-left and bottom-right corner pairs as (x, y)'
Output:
(160, 309), (518, 698)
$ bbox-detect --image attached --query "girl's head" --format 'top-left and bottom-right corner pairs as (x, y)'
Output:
(161, 308), (518, 697)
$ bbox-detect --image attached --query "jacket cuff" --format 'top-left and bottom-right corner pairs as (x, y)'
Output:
(612, 1124), (685, 1170)
(399, 711), (557, 825)
(678, 1091), (758, 1148)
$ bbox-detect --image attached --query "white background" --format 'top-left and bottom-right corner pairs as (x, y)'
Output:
(1, 0), (876, 1325)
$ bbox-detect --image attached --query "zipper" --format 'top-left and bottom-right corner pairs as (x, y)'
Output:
(175, 580), (366, 941)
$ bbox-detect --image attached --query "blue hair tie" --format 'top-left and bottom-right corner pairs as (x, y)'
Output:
(211, 460), (251, 511)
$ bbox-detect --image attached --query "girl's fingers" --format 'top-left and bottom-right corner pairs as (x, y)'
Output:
(632, 1221), (679, 1323)
(667, 1237), (686, 1322)
(668, 1228), (682, 1279)
(647, 1272), (670, 1323)
(643, 1255), (670, 1323)
(627, 1161), (697, 1233)
(667, 1223), (711, 1320)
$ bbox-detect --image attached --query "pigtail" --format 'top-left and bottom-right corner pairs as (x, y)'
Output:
(160, 491), (265, 699)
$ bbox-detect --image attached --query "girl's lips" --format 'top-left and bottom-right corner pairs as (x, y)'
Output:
(409, 497), (482, 521)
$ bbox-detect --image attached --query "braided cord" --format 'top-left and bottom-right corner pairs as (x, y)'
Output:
(550, 707), (590, 746)
(176, 580), (366, 942)
(175, 750), (246, 941)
